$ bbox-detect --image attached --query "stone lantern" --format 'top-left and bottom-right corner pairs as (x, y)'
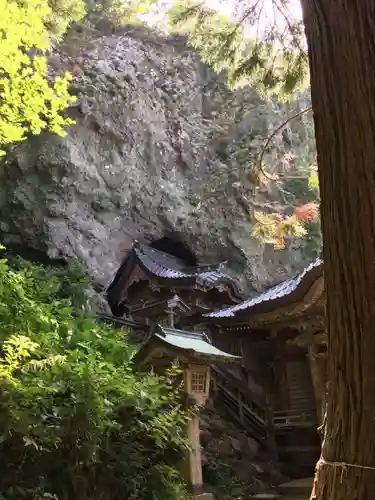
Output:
(134, 324), (240, 499)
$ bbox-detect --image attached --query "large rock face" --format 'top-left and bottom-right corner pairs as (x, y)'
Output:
(0, 26), (309, 291)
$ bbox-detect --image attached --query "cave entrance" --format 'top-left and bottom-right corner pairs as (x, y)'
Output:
(150, 237), (197, 267)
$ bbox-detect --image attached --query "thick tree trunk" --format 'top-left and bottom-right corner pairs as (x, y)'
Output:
(300, 2), (375, 499)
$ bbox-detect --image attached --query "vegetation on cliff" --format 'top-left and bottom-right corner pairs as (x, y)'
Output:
(0, 250), (192, 500)
(0, 0), (84, 155)
(168, 1), (320, 254)
(0, 0), (159, 156)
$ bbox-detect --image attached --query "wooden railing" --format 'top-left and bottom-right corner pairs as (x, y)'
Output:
(211, 365), (270, 443)
(272, 408), (317, 429)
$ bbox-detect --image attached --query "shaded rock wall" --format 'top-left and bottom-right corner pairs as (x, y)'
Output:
(200, 408), (286, 499)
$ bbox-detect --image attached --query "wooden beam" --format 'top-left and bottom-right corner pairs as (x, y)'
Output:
(307, 344), (327, 424)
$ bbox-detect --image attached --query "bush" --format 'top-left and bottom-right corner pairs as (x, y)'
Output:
(0, 250), (192, 500)
(46, 0), (86, 42)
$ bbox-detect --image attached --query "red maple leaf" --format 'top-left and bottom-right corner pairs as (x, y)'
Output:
(293, 203), (319, 222)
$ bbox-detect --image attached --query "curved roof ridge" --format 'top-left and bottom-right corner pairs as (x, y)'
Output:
(133, 244), (243, 296)
(205, 257), (323, 319)
(135, 243), (226, 274)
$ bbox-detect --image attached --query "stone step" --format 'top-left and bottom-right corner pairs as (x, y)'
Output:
(249, 477), (313, 499)
(250, 493), (280, 499)
(277, 477), (313, 497)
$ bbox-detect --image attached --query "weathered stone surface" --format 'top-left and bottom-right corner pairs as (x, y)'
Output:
(207, 436), (234, 456)
(200, 409), (286, 498)
(194, 494), (214, 500)
(230, 437), (241, 452)
(251, 494), (280, 499)
(246, 436), (261, 457)
(254, 463), (265, 474)
(0, 26), (307, 290)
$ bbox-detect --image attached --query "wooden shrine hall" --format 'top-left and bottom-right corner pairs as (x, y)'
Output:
(105, 241), (327, 478)
(106, 240), (244, 329)
(203, 257), (326, 477)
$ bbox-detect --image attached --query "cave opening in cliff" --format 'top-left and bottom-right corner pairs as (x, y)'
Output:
(150, 236), (197, 266)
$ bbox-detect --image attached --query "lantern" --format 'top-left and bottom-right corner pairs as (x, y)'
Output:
(184, 365), (211, 406)
(133, 325), (240, 499)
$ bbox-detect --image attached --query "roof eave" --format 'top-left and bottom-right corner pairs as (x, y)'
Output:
(203, 260), (324, 324)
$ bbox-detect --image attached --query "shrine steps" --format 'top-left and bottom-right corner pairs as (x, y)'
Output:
(249, 477), (313, 499)
(277, 477), (313, 498)
(211, 365), (320, 480)
(211, 366), (274, 454)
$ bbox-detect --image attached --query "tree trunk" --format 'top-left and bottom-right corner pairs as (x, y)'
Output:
(300, 1), (375, 499)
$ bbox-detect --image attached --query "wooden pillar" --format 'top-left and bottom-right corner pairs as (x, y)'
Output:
(307, 343), (327, 424)
(183, 366), (214, 499)
(169, 308), (175, 328)
(273, 336), (290, 411)
(186, 413), (204, 491)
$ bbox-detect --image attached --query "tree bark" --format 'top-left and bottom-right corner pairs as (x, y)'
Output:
(300, 1), (375, 499)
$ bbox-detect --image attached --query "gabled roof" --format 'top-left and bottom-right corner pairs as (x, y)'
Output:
(134, 325), (241, 365)
(133, 243), (238, 288)
(156, 326), (240, 360)
(107, 242), (244, 311)
(205, 258), (323, 320)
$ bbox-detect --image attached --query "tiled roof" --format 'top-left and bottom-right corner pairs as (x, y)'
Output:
(154, 325), (240, 361)
(134, 244), (241, 291)
(205, 258), (323, 319)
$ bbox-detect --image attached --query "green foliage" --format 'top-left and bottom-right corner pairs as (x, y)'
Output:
(86, 0), (159, 27)
(166, 0), (320, 253)
(252, 211), (307, 249)
(245, 95), (321, 257)
(8, 257), (91, 313)
(46, 0), (86, 42)
(252, 171), (321, 256)
(0, 0), (80, 155)
(169, 0), (309, 98)
(204, 458), (241, 500)
(308, 170), (319, 193)
(0, 251), (192, 500)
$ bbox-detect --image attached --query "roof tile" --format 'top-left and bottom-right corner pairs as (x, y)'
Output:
(205, 258), (323, 319)
(156, 325), (241, 361)
(134, 244), (241, 292)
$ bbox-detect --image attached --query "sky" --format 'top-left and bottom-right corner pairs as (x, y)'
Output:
(142, 0), (303, 38)
(205, 0), (303, 39)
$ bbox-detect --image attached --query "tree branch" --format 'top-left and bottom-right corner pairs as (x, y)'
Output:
(257, 105), (313, 180)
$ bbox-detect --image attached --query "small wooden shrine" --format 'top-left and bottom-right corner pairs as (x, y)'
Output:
(134, 324), (240, 499)
(107, 240), (244, 328)
(203, 258), (326, 478)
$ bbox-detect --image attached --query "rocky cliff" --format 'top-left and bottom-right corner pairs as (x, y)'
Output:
(0, 24), (315, 292)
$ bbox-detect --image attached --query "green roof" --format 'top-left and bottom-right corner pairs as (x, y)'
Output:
(154, 325), (240, 362)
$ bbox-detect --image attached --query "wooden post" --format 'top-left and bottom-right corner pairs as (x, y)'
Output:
(169, 308), (174, 328)
(186, 413), (204, 492)
(182, 366), (214, 499)
(307, 343), (327, 424)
